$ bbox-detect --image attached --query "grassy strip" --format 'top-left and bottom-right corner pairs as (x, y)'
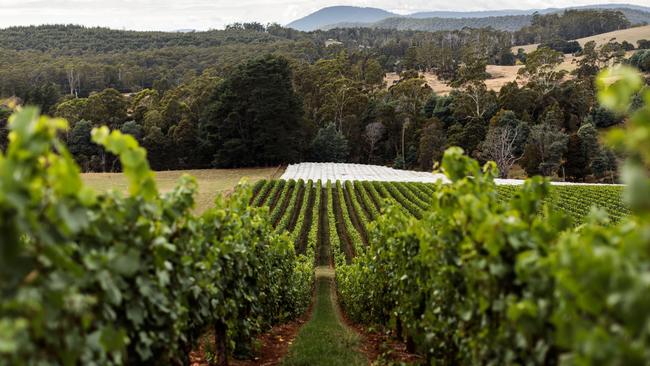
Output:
(282, 269), (366, 366)
(317, 184), (331, 266)
(331, 182), (355, 261)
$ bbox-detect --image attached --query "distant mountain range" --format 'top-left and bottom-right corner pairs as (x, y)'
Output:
(286, 6), (395, 32)
(287, 4), (650, 31)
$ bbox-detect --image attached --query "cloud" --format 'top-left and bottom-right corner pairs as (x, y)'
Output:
(0, 0), (647, 31)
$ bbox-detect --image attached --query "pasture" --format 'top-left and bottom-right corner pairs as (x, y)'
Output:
(82, 167), (281, 212)
(514, 24), (650, 53)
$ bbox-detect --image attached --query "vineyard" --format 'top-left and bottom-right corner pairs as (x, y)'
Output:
(2, 66), (650, 366)
(252, 179), (630, 266)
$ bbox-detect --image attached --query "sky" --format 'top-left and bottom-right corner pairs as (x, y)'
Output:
(0, 0), (647, 31)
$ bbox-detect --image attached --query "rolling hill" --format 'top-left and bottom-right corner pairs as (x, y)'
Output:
(287, 6), (397, 31)
(331, 15), (533, 32)
(410, 4), (650, 19)
(289, 4), (650, 32)
(514, 24), (650, 53)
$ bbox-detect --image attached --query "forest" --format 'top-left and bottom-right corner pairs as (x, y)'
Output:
(0, 9), (649, 183)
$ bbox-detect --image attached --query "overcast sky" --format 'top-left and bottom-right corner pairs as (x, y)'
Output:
(0, 0), (647, 31)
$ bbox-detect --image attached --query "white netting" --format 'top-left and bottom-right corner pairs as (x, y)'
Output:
(281, 163), (623, 186)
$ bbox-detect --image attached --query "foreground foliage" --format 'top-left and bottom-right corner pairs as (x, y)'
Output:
(337, 66), (650, 365)
(0, 108), (312, 365)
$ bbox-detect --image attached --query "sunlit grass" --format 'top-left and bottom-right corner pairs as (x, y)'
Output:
(82, 167), (280, 213)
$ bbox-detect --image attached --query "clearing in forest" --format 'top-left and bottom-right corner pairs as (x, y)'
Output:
(514, 24), (650, 53)
(385, 25), (650, 94)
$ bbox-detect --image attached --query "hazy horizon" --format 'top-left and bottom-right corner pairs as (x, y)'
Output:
(0, 0), (648, 31)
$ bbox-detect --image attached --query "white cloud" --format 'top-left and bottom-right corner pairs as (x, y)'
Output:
(0, 0), (647, 31)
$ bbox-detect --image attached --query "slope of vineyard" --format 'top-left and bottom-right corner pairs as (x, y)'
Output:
(254, 178), (629, 264)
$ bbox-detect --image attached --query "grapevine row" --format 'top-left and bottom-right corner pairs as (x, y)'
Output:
(344, 181), (370, 246)
(335, 181), (364, 255)
(275, 179), (302, 232)
(270, 179), (294, 226)
(326, 181), (347, 267)
(256, 179), (629, 265)
(0, 109), (313, 366)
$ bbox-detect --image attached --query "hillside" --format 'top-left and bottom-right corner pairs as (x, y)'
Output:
(289, 4), (650, 32)
(286, 6), (397, 31)
(385, 64), (525, 95)
(331, 15), (533, 32)
(409, 3), (650, 18)
(514, 24), (650, 53)
(0, 24), (295, 54)
(331, 8), (650, 32)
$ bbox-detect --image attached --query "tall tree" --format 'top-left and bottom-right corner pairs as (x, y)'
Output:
(481, 124), (525, 178)
(418, 119), (446, 171)
(83, 88), (128, 129)
(200, 54), (305, 167)
(309, 122), (349, 162)
(524, 122), (569, 177)
(518, 47), (566, 96)
(480, 110), (529, 177)
(364, 121), (385, 164)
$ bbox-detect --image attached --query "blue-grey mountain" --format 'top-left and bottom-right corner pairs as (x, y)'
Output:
(288, 3), (650, 31)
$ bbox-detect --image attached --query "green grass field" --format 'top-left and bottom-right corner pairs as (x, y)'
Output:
(283, 267), (366, 366)
(82, 167), (280, 212)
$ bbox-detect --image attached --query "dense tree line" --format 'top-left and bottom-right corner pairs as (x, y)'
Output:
(631, 49), (650, 71)
(2, 42), (636, 182)
(0, 8), (639, 102)
(336, 15), (533, 32)
(0, 23), (307, 54)
(0, 25), (515, 103)
(514, 9), (631, 45)
(1, 17), (648, 181)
